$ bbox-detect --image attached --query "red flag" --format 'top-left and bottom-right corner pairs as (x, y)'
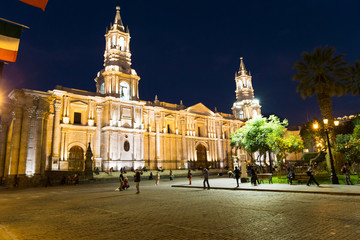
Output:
(19, 0), (48, 11)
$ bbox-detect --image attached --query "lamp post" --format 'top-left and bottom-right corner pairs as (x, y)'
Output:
(313, 119), (339, 184)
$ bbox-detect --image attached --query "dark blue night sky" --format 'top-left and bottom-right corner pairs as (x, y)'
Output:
(1, 0), (360, 125)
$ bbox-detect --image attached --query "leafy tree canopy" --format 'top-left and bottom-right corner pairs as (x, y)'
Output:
(231, 115), (303, 164)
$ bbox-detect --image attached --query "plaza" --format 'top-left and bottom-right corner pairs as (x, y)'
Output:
(1, 176), (360, 240)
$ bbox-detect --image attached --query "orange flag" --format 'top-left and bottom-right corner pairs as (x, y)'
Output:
(19, 0), (49, 11)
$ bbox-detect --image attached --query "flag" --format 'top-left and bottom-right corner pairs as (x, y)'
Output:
(19, 0), (49, 11)
(0, 20), (22, 63)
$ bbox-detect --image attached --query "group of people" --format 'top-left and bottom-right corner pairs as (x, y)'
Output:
(115, 162), (356, 194)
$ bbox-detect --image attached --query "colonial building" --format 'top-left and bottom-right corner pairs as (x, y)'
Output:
(0, 6), (261, 185)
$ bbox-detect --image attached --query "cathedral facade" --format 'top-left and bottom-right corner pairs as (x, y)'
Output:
(0, 6), (261, 184)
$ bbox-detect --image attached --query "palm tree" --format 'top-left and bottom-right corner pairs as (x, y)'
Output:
(346, 61), (360, 96)
(293, 46), (349, 121)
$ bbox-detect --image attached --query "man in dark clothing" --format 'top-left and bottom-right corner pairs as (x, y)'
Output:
(234, 166), (241, 187)
(203, 168), (210, 190)
(306, 166), (319, 186)
(134, 170), (141, 194)
(342, 164), (353, 185)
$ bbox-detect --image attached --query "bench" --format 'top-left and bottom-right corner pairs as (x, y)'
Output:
(257, 173), (273, 184)
(288, 173), (308, 184)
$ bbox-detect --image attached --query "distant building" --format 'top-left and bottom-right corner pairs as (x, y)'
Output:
(0, 6), (261, 185)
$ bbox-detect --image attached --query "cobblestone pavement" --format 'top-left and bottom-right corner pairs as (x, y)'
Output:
(1, 177), (360, 240)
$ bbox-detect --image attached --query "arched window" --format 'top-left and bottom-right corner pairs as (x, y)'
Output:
(107, 38), (111, 50)
(119, 37), (125, 51)
(119, 81), (130, 100)
(100, 83), (105, 94)
(247, 80), (250, 88)
(112, 35), (116, 48)
(252, 109), (258, 118)
(124, 141), (130, 152)
(239, 111), (244, 119)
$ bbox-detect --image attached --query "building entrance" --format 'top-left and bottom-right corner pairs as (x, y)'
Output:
(68, 146), (84, 171)
(196, 144), (207, 169)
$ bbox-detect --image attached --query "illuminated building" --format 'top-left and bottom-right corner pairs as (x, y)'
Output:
(0, 6), (261, 185)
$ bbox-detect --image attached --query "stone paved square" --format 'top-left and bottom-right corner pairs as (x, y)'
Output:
(1, 177), (360, 240)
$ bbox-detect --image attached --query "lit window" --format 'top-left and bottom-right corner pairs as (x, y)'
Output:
(252, 109), (258, 118)
(112, 36), (116, 48)
(239, 111), (244, 119)
(119, 81), (130, 100)
(119, 37), (125, 51)
(100, 83), (105, 94)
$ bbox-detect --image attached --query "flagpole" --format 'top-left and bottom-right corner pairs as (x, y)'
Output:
(0, 17), (30, 29)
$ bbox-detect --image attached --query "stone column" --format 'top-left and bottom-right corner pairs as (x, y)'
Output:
(51, 100), (61, 169)
(181, 117), (187, 168)
(155, 112), (160, 168)
(18, 106), (35, 176)
(35, 110), (45, 175)
(0, 117), (9, 181)
(9, 106), (23, 176)
(94, 105), (103, 168)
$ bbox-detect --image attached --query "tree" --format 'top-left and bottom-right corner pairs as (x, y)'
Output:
(269, 133), (304, 164)
(231, 115), (297, 173)
(293, 46), (349, 121)
(346, 61), (360, 96)
(336, 124), (360, 165)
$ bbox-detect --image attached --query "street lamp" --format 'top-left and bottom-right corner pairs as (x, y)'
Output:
(313, 119), (339, 184)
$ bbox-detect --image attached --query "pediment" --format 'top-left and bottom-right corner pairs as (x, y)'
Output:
(165, 113), (175, 119)
(70, 100), (88, 108)
(186, 103), (215, 116)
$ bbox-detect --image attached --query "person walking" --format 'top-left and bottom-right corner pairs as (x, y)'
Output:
(234, 166), (241, 187)
(119, 172), (125, 191)
(341, 163), (353, 185)
(134, 169), (141, 194)
(306, 166), (320, 186)
(155, 172), (160, 185)
(187, 170), (192, 185)
(203, 168), (210, 190)
(169, 170), (174, 181)
(250, 166), (258, 186)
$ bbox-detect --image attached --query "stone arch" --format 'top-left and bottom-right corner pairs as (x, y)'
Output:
(68, 142), (86, 153)
(68, 143), (86, 171)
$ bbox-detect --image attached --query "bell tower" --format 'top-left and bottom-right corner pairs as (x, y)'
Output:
(95, 6), (140, 100)
(232, 57), (261, 120)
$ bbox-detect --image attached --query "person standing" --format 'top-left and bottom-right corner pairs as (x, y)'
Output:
(203, 168), (210, 190)
(119, 172), (125, 191)
(155, 172), (160, 185)
(187, 170), (192, 185)
(234, 166), (241, 187)
(134, 169), (141, 194)
(306, 166), (320, 186)
(341, 163), (353, 185)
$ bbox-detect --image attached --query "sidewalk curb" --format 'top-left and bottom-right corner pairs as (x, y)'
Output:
(171, 185), (360, 196)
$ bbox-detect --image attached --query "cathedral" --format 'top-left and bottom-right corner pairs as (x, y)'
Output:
(0, 6), (261, 185)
